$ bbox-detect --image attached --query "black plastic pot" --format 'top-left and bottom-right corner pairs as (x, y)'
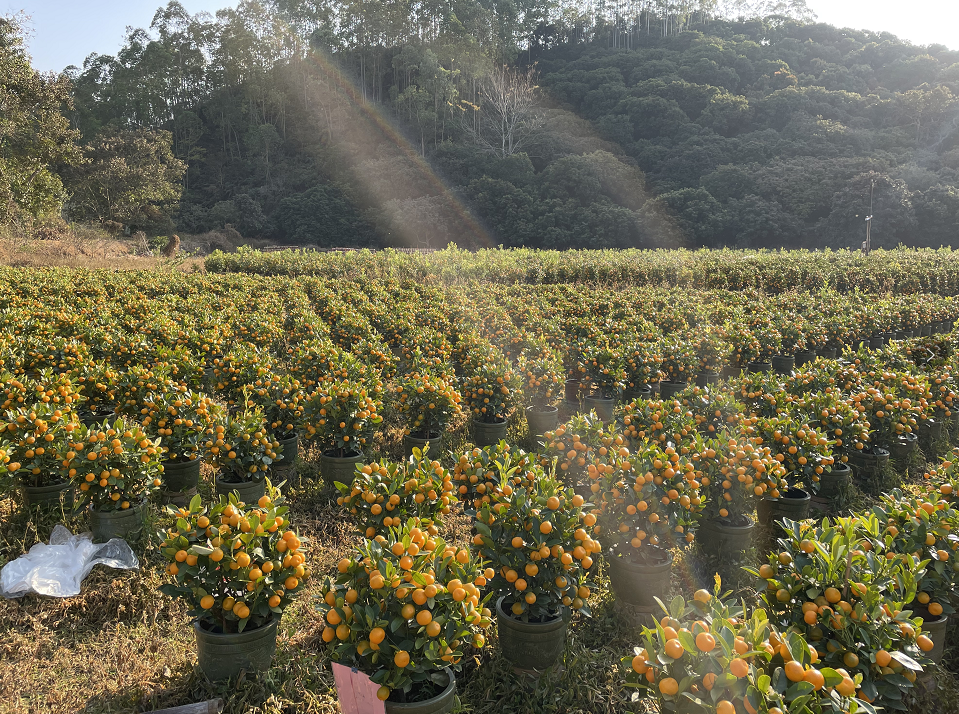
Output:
(563, 379), (580, 402)
(695, 371), (720, 387)
(846, 448), (890, 484)
(79, 409), (115, 428)
(659, 381), (688, 400)
(623, 384), (653, 402)
(794, 349), (816, 367)
(818, 347), (838, 359)
(697, 516), (755, 557)
(816, 463), (852, 501)
(272, 432), (299, 475)
(747, 361), (772, 374)
(584, 394), (615, 422)
(194, 617), (278, 680)
(385, 668), (456, 714)
(472, 417), (508, 447)
(495, 597), (568, 672)
(916, 610), (949, 664)
(869, 336), (885, 349)
(161, 457), (200, 506)
(771, 355), (795, 375)
(888, 433), (918, 462)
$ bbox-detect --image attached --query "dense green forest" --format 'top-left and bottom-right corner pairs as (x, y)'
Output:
(4, 0), (959, 249)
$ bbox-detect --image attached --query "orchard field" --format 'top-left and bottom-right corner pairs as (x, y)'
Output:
(4, 248), (959, 714)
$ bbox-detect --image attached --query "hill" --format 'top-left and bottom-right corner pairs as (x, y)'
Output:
(6, 1), (959, 250)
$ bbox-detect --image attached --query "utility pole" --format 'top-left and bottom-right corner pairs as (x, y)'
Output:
(862, 179), (875, 256)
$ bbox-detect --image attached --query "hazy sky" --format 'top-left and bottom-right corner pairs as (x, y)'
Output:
(10, 0), (959, 74)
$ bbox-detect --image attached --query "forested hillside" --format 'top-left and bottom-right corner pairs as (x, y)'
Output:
(6, 0), (959, 249)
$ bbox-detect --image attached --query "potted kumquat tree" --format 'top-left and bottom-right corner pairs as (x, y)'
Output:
(159, 483), (310, 680)
(596, 443), (700, 620)
(472, 467), (598, 671)
(317, 521), (490, 711)
(336, 452), (454, 539)
(68, 418), (164, 542)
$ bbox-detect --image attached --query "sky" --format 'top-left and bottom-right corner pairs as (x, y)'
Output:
(9, 0), (959, 74)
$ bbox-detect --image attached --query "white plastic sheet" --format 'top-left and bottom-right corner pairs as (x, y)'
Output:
(0, 524), (139, 598)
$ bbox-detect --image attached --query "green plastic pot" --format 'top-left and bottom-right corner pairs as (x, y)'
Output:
(163, 457), (201, 492)
(817, 464), (851, 501)
(584, 394), (615, 422)
(320, 450), (364, 487)
(403, 431), (444, 457)
(215, 475), (266, 503)
(385, 668), (456, 714)
(917, 611), (949, 664)
(697, 516), (755, 557)
(194, 617), (278, 681)
(472, 418), (507, 447)
(89, 502), (146, 543)
(659, 381), (687, 400)
(21, 480), (72, 509)
(496, 597), (567, 672)
(757, 488), (811, 529)
(771, 355), (795, 375)
(847, 448), (890, 482)
(607, 549), (672, 614)
(272, 432), (299, 476)
(526, 405), (559, 438)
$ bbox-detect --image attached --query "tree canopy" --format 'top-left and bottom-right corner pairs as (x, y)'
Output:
(5, 0), (959, 249)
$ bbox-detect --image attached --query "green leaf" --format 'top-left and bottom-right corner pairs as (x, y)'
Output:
(189, 493), (202, 511)
(785, 681), (815, 700)
(757, 674), (770, 692)
(889, 651), (922, 672)
(677, 629), (696, 654)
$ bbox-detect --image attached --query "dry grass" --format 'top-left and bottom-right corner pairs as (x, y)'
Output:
(2, 427), (959, 714)
(0, 223), (206, 272)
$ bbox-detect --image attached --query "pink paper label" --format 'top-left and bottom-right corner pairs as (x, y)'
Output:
(332, 662), (387, 714)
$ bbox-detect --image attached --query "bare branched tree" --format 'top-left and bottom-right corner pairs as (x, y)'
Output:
(464, 65), (543, 158)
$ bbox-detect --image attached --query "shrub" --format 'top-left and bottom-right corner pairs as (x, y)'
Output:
(695, 434), (785, 524)
(624, 591), (868, 714)
(596, 443), (700, 565)
(452, 441), (533, 512)
(142, 389), (218, 463)
(394, 368), (461, 439)
(205, 409), (281, 483)
(461, 343), (522, 424)
(2, 401), (76, 487)
(303, 379), (383, 457)
(159, 483), (309, 632)
(336, 452), (454, 538)
(317, 521), (490, 702)
(517, 342), (563, 408)
(472, 468), (597, 620)
(748, 515), (928, 707)
(69, 418), (163, 511)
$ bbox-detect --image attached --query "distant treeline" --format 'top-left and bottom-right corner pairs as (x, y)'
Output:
(4, 0), (959, 249)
